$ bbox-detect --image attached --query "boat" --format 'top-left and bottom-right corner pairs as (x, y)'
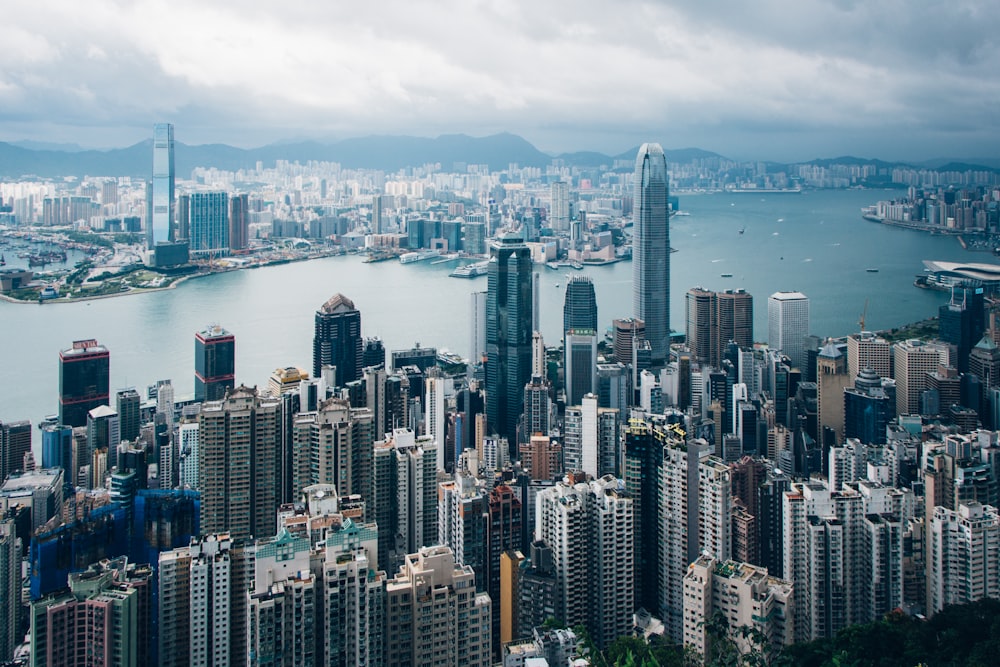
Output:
(866, 268), (879, 273)
(449, 261), (489, 278)
(738, 227), (745, 235)
(721, 273), (733, 278)
(399, 250), (439, 264)
(0, 254), (4, 266)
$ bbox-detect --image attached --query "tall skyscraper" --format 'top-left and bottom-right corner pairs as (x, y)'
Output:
(59, 339), (110, 428)
(550, 181), (570, 230)
(149, 122), (175, 248)
(486, 235), (533, 450)
(188, 191), (229, 256)
(893, 339), (949, 417)
(228, 193), (249, 253)
(632, 143), (670, 364)
(313, 293), (363, 386)
(0, 520), (17, 663)
(195, 325), (236, 402)
(0, 419), (31, 483)
(686, 287), (754, 368)
(197, 386), (279, 540)
(768, 291), (810, 371)
(116, 388), (141, 443)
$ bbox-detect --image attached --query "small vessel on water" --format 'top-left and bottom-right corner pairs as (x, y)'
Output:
(721, 273), (733, 278)
(866, 268), (879, 273)
(449, 261), (489, 278)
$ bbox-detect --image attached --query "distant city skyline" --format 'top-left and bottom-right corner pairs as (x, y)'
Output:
(1, 1), (997, 163)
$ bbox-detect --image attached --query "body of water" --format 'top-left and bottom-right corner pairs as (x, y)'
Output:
(0, 189), (978, 450)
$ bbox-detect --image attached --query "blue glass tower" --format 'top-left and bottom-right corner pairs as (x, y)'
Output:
(632, 143), (670, 364)
(149, 123), (174, 248)
(188, 192), (230, 256)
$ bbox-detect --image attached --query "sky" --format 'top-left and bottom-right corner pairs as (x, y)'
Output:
(2, 0), (998, 162)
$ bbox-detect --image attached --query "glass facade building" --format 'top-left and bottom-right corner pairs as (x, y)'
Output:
(188, 192), (230, 256)
(632, 143), (670, 364)
(195, 325), (236, 402)
(58, 339), (110, 428)
(150, 123), (174, 248)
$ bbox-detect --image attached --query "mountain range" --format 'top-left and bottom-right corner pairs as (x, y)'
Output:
(0, 133), (996, 179)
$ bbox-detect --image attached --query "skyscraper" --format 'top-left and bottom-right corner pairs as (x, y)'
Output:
(486, 235), (533, 450)
(0, 520), (17, 663)
(59, 339), (110, 428)
(195, 325), (236, 402)
(188, 191), (229, 256)
(149, 123), (174, 248)
(768, 291), (810, 371)
(563, 276), (597, 333)
(228, 193), (249, 253)
(632, 143), (670, 364)
(313, 293), (363, 386)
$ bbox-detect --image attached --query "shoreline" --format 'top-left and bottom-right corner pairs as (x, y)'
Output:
(0, 249), (345, 305)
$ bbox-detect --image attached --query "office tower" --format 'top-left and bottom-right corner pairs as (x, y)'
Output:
(717, 288), (754, 355)
(535, 475), (634, 650)
(0, 520), (17, 663)
(926, 502), (1000, 615)
(385, 545), (492, 667)
(195, 325), (236, 402)
(176, 193), (190, 240)
(550, 181), (570, 230)
(197, 386), (279, 540)
(633, 143), (670, 364)
(362, 337), (385, 370)
(939, 286), (985, 373)
(563, 276), (597, 332)
(158, 534), (252, 667)
(31, 558), (153, 667)
(425, 375), (447, 470)
(188, 191), (229, 256)
(149, 122), (174, 248)
(783, 479), (910, 642)
(369, 193), (383, 234)
(470, 291), (487, 369)
(116, 388), (141, 443)
(40, 422), (73, 475)
(372, 429), (437, 571)
(844, 368), (896, 445)
(969, 334), (1000, 391)
(596, 362), (630, 420)
(894, 339), (949, 417)
(0, 419), (31, 483)
(390, 344), (437, 373)
(87, 405), (119, 479)
(563, 395), (619, 478)
(59, 339), (110, 428)
(612, 317), (645, 366)
(847, 331), (892, 382)
(686, 287), (715, 363)
(486, 235), (533, 450)
(248, 530), (315, 667)
(229, 193), (249, 253)
(531, 331), (546, 378)
(683, 555), (794, 658)
(313, 293), (363, 386)
(533, 271), (540, 331)
(564, 330), (598, 406)
(768, 292), (810, 371)
(816, 341), (850, 441)
(2, 468), (64, 536)
(521, 375), (552, 445)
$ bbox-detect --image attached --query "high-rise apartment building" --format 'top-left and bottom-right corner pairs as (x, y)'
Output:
(197, 386), (279, 540)
(683, 556), (794, 659)
(149, 123), (174, 248)
(926, 502), (1000, 616)
(188, 191), (229, 256)
(519, 434), (562, 481)
(612, 317), (645, 366)
(385, 545), (492, 667)
(486, 235), (533, 450)
(563, 395), (619, 478)
(0, 419), (31, 483)
(313, 293), (363, 386)
(535, 475), (634, 650)
(768, 291), (810, 371)
(59, 339), (110, 428)
(550, 182), (570, 230)
(816, 341), (850, 441)
(893, 339), (949, 417)
(195, 325), (236, 402)
(632, 143), (671, 364)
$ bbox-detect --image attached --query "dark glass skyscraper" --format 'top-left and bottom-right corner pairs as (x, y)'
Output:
(563, 276), (597, 333)
(313, 293), (363, 386)
(59, 339), (110, 428)
(195, 325), (236, 402)
(486, 235), (533, 451)
(632, 143), (670, 364)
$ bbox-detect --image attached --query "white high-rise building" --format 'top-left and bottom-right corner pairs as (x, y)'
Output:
(768, 291), (810, 371)
(927, 502), (1000, 615)
(249, 530), (315, 667)
(425, 375), (448, 471)
(470, 291), (487, 370)
(847, 331), (892, 382)
(385, 545), (491, 667)
(535, 475), (634, 650)
(562, 395), (619, 479)
(893, 339), (950, 417)
(550, 181), (570, 230)
(783, 479), (911, 642)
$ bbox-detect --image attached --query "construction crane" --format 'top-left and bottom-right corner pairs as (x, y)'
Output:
(858, 298), (869, 332)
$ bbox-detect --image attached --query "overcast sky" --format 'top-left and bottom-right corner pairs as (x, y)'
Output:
(2, 0), (998, 162)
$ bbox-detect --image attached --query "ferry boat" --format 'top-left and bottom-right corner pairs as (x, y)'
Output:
(721, 273), (733, 278)
(866, 268), (879, 273)
(399, 250), (439, 264)
(449, 261), (489, 278)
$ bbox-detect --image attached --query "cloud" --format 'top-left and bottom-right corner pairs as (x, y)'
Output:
(0, 0), (997, 161)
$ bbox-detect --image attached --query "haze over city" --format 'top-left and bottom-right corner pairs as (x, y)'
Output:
(3, 0), (999, 162)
